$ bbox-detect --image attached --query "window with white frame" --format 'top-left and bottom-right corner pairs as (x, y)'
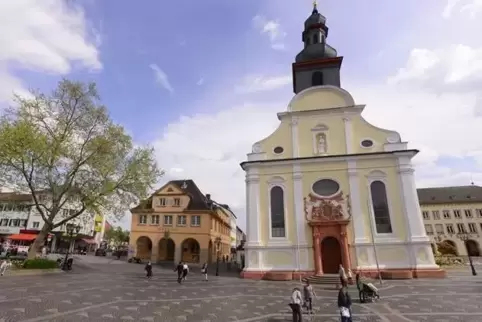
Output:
(270, 186), (286, 237)
(424, 224), (434, 235)
(33, 221), (40, 228)
(177, 215), (187, 226)
(476, 209), (482, 217)
(164, 215), (173, 226)
(435, 224), (444, 234)
(151, 215), (160, 225)
(0, 219), (8, 226)
(191, 215), (201, 227)
(370, 181), (393, 234)
(446, 224), (455, 234)
(457, 223), (466, 233)
(422, 211), (430, 220)
(432, 211), (440, 220)
(139, 215), (147, 224)
(464, 209), (473, 218)
(174, 198), (181, 207)
(468, 223), (477, 233)
(159, 198), (166, 206)
(454, 210), (461, 218)
(443, 210), (451, 219)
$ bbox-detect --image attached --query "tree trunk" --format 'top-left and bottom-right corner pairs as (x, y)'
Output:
(27, 224), (50, 259)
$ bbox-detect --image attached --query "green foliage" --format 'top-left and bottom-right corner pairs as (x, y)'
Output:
(0, 79), (163, 258)
(436, 241), (458, 256)
(22, 258), (58, 269)
(104, 226), (130, 246)
(435, 255), (464, 267)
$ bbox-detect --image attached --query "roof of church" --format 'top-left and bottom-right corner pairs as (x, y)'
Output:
(417, 185), (482, 205)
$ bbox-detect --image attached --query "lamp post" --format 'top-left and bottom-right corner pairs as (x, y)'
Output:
(215, 237), (221, 276)
(455, 232), (478, 276)
(62, 223), (81, 271)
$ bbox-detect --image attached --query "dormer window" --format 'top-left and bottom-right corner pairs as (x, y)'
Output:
(174, 198), (181, 207)
(159, 198), (166, 206)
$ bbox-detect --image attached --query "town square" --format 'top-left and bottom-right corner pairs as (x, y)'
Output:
(1, 1), (482, 322)
(1, 257), (482, 322)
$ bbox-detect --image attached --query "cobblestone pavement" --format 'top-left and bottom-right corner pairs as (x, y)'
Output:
(1, 259), (482, 321)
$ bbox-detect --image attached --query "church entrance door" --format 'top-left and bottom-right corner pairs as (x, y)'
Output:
(321, 236), (342, 274)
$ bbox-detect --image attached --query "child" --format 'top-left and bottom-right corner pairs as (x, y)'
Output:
(145, 261), (152, 279)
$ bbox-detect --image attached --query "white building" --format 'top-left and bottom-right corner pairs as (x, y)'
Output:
(0, 192), (31, 240)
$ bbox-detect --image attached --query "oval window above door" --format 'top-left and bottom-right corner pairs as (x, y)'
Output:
(312, 179), (340, 197)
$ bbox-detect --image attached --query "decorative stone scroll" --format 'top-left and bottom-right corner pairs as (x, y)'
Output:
(304, 191), (352, 223)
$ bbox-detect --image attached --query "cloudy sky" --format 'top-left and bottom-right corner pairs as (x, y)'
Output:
(1, 0), (481, 230)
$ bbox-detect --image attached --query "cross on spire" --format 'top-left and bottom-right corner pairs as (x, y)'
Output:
(312, 0), (319, 13)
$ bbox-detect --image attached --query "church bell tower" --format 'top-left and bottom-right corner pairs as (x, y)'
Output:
(292, 1), (343, 93)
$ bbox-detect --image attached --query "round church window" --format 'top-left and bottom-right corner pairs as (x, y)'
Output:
(312, 179), (340, 197)
(361, 139), (374, 148)
(273, 146), (284, 154)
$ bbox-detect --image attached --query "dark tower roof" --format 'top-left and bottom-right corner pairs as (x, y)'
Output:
(296, 1), (338, 62)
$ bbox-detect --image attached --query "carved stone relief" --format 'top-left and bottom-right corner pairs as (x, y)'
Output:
(304, 191), (351, 223)
(252, 143), (262, 153)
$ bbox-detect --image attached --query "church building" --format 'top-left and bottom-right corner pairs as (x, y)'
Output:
(240, 3), (444, 280)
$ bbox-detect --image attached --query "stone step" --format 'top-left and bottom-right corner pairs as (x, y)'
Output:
(302, 274), (342, 285)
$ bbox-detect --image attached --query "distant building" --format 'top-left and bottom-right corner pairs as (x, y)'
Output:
(419, 185), (482, 257)
(129, 179), (233, 264)
(236, 226), (246, 247)
(0, 190), (102, 251)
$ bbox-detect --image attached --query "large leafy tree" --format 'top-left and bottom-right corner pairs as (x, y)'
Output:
(0, 79), (162, 259)
(104, 226), (130, 247)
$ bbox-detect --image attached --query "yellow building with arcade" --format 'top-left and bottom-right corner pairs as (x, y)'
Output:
(240, 3), (444, 280)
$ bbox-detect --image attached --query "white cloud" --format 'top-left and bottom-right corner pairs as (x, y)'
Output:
(443, 0), (482, 18)
(0, 0), (101, 103)
(149, 64), (174, 93)
(388, 45), (482, 89)
(235, 75), (291, 93)
(252, 15), (286, 50)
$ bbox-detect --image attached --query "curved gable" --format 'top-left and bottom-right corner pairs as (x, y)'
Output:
(288, 85), (355, 113)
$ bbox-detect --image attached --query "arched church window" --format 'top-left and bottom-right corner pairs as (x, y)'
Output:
(312, 33), (318, 44)
(312, 71), (324, 86)
(270, 186), (286, 238)
(370, 181), (393, 234)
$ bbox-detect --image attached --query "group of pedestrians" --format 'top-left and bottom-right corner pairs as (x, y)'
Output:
(143, 260), (209, 283)
(289, 265), (355, 322)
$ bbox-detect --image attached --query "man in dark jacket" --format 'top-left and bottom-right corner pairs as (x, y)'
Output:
(175, 261), (183, 283)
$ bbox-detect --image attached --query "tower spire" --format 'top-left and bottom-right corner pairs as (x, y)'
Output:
(312, 0), (318, 13)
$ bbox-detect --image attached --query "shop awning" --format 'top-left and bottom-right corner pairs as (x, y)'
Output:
(8, 234), (37, 241)
(81, 238), (97, 244)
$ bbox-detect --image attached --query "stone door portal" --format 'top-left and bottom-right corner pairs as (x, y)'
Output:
(321, 236), (342, 274)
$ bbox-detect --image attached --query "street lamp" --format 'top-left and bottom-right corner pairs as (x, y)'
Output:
(455, 232), (478, 276)
(62, 223), (81, 271)
(215, 237), (221, 276)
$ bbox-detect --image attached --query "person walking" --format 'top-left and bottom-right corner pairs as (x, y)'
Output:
(303, 280), (316, 314)
(201, 262), (208, 281)
(289, 287), (303, 322)
(0, 259), (10, 276)
(175, 261), (183, 283)
(145, 261), (153, 279)
(338, 264), (347, 286)
(182, 262), (189, 281)
(337, 280), (352, 322)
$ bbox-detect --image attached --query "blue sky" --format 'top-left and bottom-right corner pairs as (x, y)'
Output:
(1, 0), (482, 230)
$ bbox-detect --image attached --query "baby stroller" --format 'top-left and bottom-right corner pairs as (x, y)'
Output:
(356, 273), (380, 303)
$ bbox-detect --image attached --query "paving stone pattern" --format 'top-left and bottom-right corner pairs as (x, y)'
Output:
(1, 259), (482, 321)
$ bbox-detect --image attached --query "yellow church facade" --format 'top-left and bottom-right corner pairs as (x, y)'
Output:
(240, 4), (444, 281)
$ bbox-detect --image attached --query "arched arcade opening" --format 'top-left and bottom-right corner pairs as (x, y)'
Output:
(158, 238), (175, 261)
(181, 238), (200, 263)
(136, 236), (153, 260)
